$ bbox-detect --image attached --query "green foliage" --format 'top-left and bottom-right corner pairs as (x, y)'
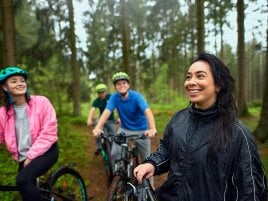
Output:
(248, 99), (262, 108)
(147, 63), (187, 104)
(7, 0), (265, 118)
(15, 1), (40, 50)
(150, 96), (188, 134)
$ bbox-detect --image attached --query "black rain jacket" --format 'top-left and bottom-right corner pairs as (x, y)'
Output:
(146, 106), (267, 201)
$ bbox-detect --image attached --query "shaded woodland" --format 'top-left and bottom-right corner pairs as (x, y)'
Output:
(0, 0), (267, 141)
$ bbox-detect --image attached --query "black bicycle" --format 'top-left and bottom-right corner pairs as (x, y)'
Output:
(0, 163), (88, 201)
(106, 133), (146, 201)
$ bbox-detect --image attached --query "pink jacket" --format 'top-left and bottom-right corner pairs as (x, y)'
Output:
(0, 95), (58, 161)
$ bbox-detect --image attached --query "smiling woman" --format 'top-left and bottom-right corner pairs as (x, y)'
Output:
(134, 52), (267, 201)
(0, 66), (59, 201)
(184, 60), (219, 110)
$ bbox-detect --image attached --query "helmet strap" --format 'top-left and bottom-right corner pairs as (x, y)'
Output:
(6, 90), (15, 105)
(26, 89), (30, 100)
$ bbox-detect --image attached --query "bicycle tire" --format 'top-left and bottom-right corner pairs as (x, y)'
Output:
(107, 175), (131, 201)
(129, 151), (138, 183)
(102, 139), (113, 185)
(48, 166), (87, 201)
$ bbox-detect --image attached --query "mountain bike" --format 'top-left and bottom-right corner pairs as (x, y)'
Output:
(0, 163), (88, 201)
(125, 177), (158, 201)
(92, 120), (117, 185)
(106, 133), (146, 201)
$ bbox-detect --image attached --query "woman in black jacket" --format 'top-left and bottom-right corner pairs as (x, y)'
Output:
(134, 53), (267, 201)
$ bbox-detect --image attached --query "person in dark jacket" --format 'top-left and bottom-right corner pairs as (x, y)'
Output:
(134, 53), (267, 201)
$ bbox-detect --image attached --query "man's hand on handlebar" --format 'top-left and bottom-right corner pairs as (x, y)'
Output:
(87, 119), (94, 126)
(144, 129), (157, 138)
(92, 128), (103, 137)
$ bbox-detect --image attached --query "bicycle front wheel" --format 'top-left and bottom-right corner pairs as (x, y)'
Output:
(107, 175), (128, 201)
(49, 166), (87, 201)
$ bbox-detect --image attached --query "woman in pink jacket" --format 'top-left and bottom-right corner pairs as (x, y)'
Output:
(0, 66), (58, 201)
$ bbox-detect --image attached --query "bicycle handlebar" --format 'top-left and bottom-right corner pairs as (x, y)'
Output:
(141, 177), (151, 187)
(100, 132), (146, 145)
(113, 132), (146, 145)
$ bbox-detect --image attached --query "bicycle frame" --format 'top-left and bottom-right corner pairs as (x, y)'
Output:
(0, 178), (53, 200)
(113, 134), (142, 178)
(106, 133), (148, 201)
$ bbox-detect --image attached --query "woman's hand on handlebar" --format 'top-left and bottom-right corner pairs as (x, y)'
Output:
(134, 163), (155, 184)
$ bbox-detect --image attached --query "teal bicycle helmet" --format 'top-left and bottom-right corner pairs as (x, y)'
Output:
(0, 66), (28, 83)
(96, 83), (107, 93)
(112, 72), (130, 84)
(0, 66), (29, 105)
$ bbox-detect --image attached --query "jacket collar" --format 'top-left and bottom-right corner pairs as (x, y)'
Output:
(189, 104), (218, 123)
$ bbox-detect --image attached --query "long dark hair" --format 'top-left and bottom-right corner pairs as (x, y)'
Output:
(191, 53), (237, 160)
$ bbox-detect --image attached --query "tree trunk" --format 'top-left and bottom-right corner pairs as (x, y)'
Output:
(196, 0), (205, 53)
(236, 0), (249, 116)
(120, 0), (131, 81)
(67, 0), (81, 116)
(253, 29), (268, 143)
(0, 0), (16, 65)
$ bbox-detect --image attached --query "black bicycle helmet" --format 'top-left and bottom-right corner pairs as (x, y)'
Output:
(112, 72), (130, 84)
(0, 66), (28, 83)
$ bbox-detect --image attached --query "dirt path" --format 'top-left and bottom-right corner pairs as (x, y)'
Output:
(83, 126), (166, 201)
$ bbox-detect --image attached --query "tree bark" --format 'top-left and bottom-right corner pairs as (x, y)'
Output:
(0, 0), (16, 65)
(67, 0), (81, 116)
(196, 0), (205, 53)
(120, 0), (131, 78)
(236, 0), (249, 116)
